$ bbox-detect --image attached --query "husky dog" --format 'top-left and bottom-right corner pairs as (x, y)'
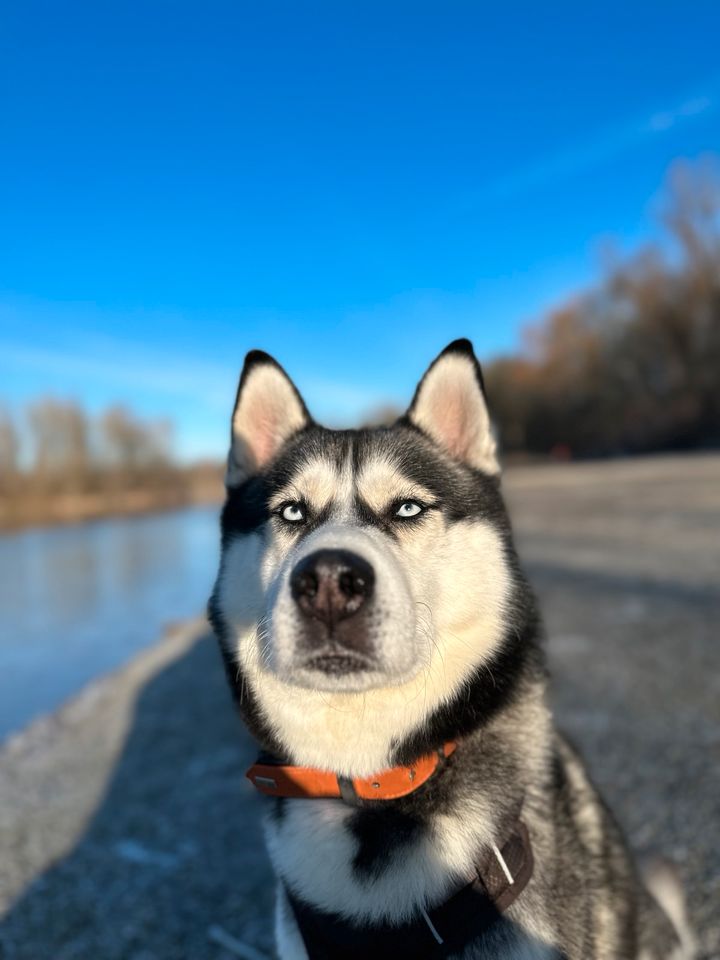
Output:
(209, 340), (692, 959)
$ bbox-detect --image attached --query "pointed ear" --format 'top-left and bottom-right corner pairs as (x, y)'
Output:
(226, 351), (312, 487)
(406, 339), (499, 475)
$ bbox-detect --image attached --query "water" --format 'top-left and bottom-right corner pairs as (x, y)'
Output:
(0, 505), (221, 741)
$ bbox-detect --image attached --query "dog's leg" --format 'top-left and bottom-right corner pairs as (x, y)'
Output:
(274, 882), (309, 960)
(643, 861), (696, 960)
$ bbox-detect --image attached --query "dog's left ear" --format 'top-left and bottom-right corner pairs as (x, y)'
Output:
(406, 339), (499, 475)
(226, 351), (312, 487)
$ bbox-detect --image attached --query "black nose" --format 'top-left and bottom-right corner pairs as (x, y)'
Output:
(290, 549), (375, 627)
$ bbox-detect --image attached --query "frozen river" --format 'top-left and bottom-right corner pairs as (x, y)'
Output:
(0, 505), (220, 740)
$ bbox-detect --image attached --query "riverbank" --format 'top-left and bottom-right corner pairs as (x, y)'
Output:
(0, 464), (224, 533)
(0, 617), (275, 960)
(1, 454), (718, 959)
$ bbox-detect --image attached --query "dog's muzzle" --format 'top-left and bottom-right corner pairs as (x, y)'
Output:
(269, 523), (421, 691)
(290, 548), (376, 675)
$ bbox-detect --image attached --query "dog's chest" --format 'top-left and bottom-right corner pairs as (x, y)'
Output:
(269, 800), (559, 960)
(264, 796), (494, 925)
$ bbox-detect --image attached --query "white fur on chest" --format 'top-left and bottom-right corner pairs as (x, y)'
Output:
(264, 793), (499, 925)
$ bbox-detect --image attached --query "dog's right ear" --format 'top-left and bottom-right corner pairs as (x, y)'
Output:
(405, 339), (499, 475)
(226, 351), (312, 487)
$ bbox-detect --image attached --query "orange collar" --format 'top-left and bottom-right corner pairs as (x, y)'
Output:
(246, 742), (457, 802)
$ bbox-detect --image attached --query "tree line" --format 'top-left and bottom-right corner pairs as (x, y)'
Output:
(484, 157), (720, 458)
(0, 403), (222, 529)
(0, 402), (179, 496)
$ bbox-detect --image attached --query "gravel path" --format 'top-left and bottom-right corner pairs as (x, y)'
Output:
(1, 454), (718, 960)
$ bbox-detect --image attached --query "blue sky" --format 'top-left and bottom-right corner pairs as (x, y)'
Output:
(1, 1), (719, 460)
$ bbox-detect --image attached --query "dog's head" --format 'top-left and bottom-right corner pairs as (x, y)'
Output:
(209, 339), (536, 776)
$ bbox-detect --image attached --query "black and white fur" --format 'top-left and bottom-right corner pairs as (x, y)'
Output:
(209, 340), (693, 959)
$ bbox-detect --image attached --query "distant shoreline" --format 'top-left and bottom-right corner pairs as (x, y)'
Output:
(0, 486), (224, 534)
(3, 448), (716, 535)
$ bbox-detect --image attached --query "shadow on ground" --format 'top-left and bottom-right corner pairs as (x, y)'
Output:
(0, 634), (275, 960)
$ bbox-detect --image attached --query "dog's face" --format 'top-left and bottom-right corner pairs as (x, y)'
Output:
(210, 340), (523, 776)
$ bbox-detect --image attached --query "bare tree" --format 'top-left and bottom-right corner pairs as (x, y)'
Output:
(27, 399), (90, 490)
(0, 407), (20, 493)
(99, 406), (175, 486)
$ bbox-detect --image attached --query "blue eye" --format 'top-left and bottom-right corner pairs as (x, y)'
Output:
(395, 501), (423, 518)
(281, 502), (305, 523)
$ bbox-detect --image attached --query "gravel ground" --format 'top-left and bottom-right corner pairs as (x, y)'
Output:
(0, 453), (718, 960)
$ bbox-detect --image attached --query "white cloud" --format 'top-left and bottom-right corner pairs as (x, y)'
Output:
(646, 95), (713, 133)
(465, 84), (717, 207)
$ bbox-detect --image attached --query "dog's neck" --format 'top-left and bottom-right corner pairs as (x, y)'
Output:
(227, 605), (544, 781)
(262, 678), (552, 926)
